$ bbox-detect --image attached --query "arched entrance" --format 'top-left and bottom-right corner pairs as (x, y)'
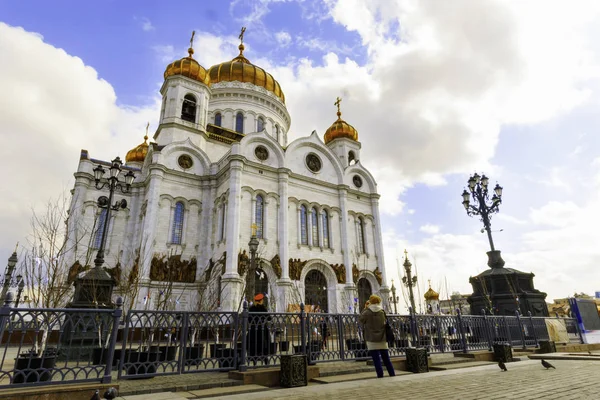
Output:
(357, 278), (372, 312)
(254, 264), (269, 306)
(304, 269), (328, 312)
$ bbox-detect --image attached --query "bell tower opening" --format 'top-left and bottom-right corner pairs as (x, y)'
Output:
(182, 94), (197, 122)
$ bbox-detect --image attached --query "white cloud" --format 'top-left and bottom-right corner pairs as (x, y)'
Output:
(0, 23), (159, 257)
(419, 224), (440, 235)
(275, 31), (291, 47)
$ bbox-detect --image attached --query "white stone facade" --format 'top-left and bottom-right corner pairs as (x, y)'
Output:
(65, 52), (389, 314)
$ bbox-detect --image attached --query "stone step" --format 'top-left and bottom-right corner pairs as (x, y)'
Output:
(317, 365), (375, 377)
(181, 384), (269, 399)
(429, 361), (495, 371)
(311, 370), (412, 384)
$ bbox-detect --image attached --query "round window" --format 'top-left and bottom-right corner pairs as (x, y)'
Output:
(353, 175), (363, 188)
(306, 153), (322, 173)
(255, 145), (269, 161)
(178, 154), (193, 169)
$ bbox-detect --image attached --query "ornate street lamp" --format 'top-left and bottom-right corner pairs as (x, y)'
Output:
(389, 280), (399, 314)
(245, 224), (260, 302)
(401, 250), (418, 314)
(461, 173), (503, 252)
(1, 248), (19, 301)
(71, 157), (134, 308)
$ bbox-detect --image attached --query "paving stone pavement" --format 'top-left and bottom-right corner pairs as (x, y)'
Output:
(198, 359), (600, 400)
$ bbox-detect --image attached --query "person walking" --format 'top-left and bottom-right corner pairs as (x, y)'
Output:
(358, 294), (395, 378)
(248, 293), (270, 366)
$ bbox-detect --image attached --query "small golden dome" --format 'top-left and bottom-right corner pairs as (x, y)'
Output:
(208, 43), (285, 103)
(323, 97), (358, 144)
(424, 286), (439, 301)
(125, 131), (149, 163)
(164, 47), (210, 85)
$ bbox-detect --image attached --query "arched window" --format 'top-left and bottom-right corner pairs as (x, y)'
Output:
(300, 205), (308, 245)
(257, 117), (264, 132)
(348, 151), (356, 165)
(255, 195), (264, 239)
(275, 125), (280, 142)
(181, 94), (197, 122)
(219, 203), (226, 241)
(358, 217), (366, 254)
(235, 112), (244, 133)
(322, 210), (330, 248)
(311, 207), (319, 245)
(94, 208), (108, 249)
(214, 112), (222, 127)
(171, 202), (185, 244)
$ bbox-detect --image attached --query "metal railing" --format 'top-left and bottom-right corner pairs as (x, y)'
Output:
(0, 295), (583, 386)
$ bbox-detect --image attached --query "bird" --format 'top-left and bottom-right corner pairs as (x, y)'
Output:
(498, 360), (507, 371)
(104, 387), (118, 400)
(90, 390), (101, 400)
(588, 351), (593, 356)
(541, 359), (556, 369)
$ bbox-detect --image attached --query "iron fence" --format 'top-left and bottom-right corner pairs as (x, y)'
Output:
(0, 294), (584, 386)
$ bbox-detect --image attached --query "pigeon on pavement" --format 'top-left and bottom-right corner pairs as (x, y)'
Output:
(541, 359), (556, 369)
(90, 390), (101, 400)
(498, 360), (507, 371)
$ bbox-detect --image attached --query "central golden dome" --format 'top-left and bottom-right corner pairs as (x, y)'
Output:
(164, 47), (210, 85)
(323, 98), (358, 144)
(126, 127), (149, 163)
(208, 44), (285, 104)
(424, 285), (439, 301)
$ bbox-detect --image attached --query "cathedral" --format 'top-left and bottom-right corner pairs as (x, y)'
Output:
(65, 31), (388, 313)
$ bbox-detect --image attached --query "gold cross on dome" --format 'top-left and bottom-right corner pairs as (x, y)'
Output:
(239, 27), (246, 44)
(334, 97), (342, 112)
(404, 249), (408, 259)
(190, 31), (195, 48)
(251, 223), (258, 236)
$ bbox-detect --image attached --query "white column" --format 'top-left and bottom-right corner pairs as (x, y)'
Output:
(371, 196), (387, 287)
(318, 209), (324, 248)
(223, 202), (228, 240)
(278, 171), (290, 278)
(140, 168), (164, 280)
(198, 180), (215, 281)
(263, 199), (269, 241)
(224, 160), (242, 276)
(338, 189), (353, 285)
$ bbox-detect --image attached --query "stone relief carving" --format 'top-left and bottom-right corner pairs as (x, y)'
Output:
(150, 254), (197, 283)
(238, 250), (249, 276)
(352, 263), (359, 284)
(288, 258), (307, 281)
(374, 267), (383, 285)
(270, 254), (281, 279)
(331, 264), (346, 284)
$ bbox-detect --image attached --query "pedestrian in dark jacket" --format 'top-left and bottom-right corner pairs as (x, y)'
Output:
(248, 293), (270, 365)
(358, 294), (395, 378)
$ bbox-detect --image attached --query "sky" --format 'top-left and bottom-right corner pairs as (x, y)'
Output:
(1, 0), (600, 311)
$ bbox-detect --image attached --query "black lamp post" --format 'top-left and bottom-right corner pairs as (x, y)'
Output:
(1, 250), (19, 301)
(401, 250), (417, 314)
(71, 156), (134, 308)
(245, 225), (259, 302)
(461, 173), (503, 252)
(389, 279), (399, 314)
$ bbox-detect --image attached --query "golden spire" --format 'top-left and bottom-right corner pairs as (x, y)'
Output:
(334, 96), (342, 119)
(238, 26), (247, 56)
(404, 249), (408, 259)
(144, 122), (149, 143)
(188, 30), (195, 58)
(14, 242), (19, 252)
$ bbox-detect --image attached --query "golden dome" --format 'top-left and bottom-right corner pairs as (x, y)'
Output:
(208, 43), (285, 104)
(424, 285), (439, 301)
(125, 132), (149, 163)
(323, 97), (358, 144)
(164, 47), (210, 85)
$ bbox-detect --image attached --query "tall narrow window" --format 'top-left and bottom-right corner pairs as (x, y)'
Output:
(171, 202), (185, 244)
(275, 125), (280, 142)
(214, 112), (222, 126)
(235, 112), (244, 133)
(181, 94), (197, 122)
(257, 117), (264, 132)
(322, 210), (330, 248)
(255, 195), (264, 239)
(311, 207), (319, 245)
(300, 205), (308, 245)
(94, 208), (108, 249)
(219, 203), (225, 241)
(358, 217), (366, 254)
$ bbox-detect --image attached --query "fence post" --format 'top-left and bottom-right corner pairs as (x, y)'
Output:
(572, 317), (585, 344)
(408, 307), (417, 347)
(337, 315), (345, 361)
(238, 301), (249, 372)
(481, 309), (492, 351)
(456, 309), (468, 353)
(515, 310), (526, 350)
(178, 311), (188, 373)
(434, 316), (444, 352)
(116, 309), (132, 380)
(300, 303), (307, 355)
(102, 297), (123, 384)
(0, 292), (13, 339)
(527, 311), (538, 348)
(503, 315), (512, 344)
